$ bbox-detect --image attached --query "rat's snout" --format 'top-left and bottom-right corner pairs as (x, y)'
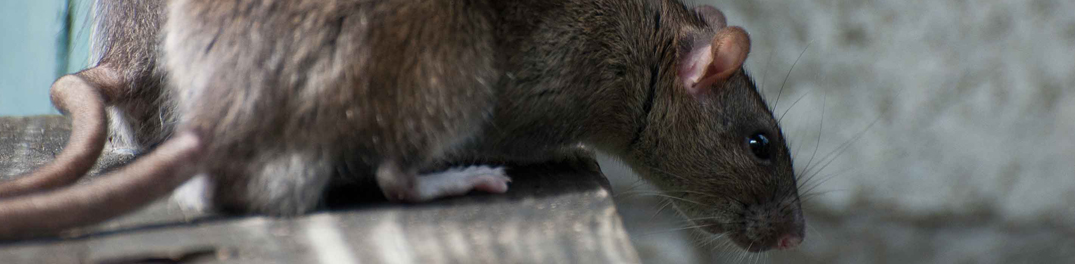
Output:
(777, 233), (803, 250)
(728, 198), (806, 252)
(778, 204), (806, 250)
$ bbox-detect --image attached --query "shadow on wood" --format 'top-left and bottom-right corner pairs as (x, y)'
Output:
(0, 115), (641, 264)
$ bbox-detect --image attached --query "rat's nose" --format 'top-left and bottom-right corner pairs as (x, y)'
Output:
(776, 234), (802, 250)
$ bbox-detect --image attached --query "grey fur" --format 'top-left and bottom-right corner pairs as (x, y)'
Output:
(2, 0), (804, 251)
(93, 0), (172, 150)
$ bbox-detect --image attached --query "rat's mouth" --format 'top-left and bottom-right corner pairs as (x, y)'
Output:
(725, 229), (804, 252)
(729, 234), (774, 252)
(696, 222), (773, 252)
(697, 222), (798, 252)
(699, 201), (807, 252)
(674, 199), (805, 252)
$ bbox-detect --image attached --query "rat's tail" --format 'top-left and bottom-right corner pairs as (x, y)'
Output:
(0, 131), (203, 240)
(0, 0), (167, 198)
(0, 68), (117, 198)
(0, 67), (201, 240)
(0, 0), (189, 240)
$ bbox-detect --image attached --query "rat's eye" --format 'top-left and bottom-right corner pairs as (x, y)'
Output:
(747, 133), (771, 160)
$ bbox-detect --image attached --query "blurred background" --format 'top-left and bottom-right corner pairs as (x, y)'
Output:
(1, 0), (1073, 263)
(0, 0), (91, 116)
(604, 0), (1075, 263)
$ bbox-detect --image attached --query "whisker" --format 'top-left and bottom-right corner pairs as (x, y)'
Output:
(760, 50), (775, 104)
(647, 194), (707, 206)
(801, 167), (859, 198)
(739, 242), (753, 263)
(615, 189), (720, 199)
(623, 192), (713, 208)
(678, 216), (741, 223)
(772, 41), (812, 111)
(616, 182), (646, 196)
(614, 192), (693, 203)
(650, 198), (673, 222)
(799, 160), (856, 192)
(798, 91), (826, 178)
(642, 165), (695, 183)
(803, 168), (848, 193)
(778, 90), (811, 124)
(800, 114), (882, 184)
(805, 219), (827, 243)
(799, 188), (849, 199)
(791, 129), (805, 162)
(641, 223), (722, 236)
(775, 196), (804, 213)
(714, 237), (733, 252)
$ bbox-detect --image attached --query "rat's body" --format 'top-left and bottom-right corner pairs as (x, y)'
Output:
(0, 0), (804, 252)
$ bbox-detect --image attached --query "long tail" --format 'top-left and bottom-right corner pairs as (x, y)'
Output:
(0, 131), (202, 240)
(0, 67), (119, 198)
(0, 0), (191, 240)
(1, 0), (170, 197)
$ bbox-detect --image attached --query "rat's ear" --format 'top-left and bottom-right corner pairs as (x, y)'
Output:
(694, 5), (727, 29)
(678, 26), (751, 95)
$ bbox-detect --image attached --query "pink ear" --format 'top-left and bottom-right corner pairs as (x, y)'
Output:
(679, 26), (751, 95)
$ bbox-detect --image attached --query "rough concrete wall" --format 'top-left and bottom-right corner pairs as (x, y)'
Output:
(605, 0), (1075, 263)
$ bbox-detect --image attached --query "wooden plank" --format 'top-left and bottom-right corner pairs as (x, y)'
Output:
(0, 115), (640, 264)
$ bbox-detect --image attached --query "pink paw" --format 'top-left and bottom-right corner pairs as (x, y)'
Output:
(412, 166), (511, 201)
(469, 173), (511, 194)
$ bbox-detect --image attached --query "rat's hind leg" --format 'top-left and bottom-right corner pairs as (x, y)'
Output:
(211, 150), (335, 216)
(416, 166), (511, 199)
(170, 173), (213, 213)
(377, 161), (510, 202)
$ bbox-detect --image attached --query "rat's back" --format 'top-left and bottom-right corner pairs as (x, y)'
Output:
(162, 0), (501, 214)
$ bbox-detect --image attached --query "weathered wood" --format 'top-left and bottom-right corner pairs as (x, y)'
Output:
(0, 115), (640, 264)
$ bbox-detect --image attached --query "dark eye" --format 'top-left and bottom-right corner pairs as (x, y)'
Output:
(747, 133), (771, 160)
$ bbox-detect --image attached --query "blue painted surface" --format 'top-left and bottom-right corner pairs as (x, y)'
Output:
(0, 0), (91, 116)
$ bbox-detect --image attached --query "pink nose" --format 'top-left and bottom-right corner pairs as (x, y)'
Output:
(777, 234), (802, 250)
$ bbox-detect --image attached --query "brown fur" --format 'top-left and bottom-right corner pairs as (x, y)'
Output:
(94, 0), (173, 150)
(163, 0), (498, 213)
(466, 0), (804, 251)
(0, 0), (804, 251)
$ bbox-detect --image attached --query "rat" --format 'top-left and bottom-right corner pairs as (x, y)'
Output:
(0, 0), (804, 252)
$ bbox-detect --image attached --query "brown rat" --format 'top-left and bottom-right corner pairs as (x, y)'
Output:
(0, 0), (804, 252)
(463, 1), (804, 251)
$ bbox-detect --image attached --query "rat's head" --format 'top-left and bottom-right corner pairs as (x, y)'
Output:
(624, 6), (803, 252)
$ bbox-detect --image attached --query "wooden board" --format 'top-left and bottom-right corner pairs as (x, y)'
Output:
(0, 115), (640, 264)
